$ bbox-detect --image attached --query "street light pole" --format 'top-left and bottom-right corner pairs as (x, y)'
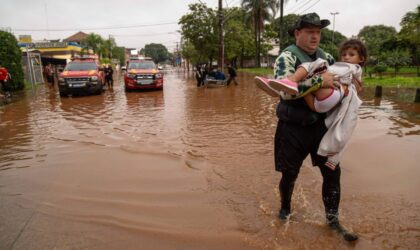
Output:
(330, 12), (339, 44)
(218, 0), (224, 72)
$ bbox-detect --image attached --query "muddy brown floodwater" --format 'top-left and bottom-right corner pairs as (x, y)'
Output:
(1, 70), (419, 249)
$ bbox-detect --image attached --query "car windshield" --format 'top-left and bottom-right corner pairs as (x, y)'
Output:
(65, 62), (97, 71)
(128, 61), (156, 70)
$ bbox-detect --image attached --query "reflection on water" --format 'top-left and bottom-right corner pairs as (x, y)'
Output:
(359, 87), (420, 136)
(0, 72), (419, 249)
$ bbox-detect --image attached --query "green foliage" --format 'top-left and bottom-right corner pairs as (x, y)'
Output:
(379, 49), (411, 76)
(241, 0), (277, 67)
(112, 46), (126, 66)
(0, 31), (24, 91)
(272, 14), (299, 50)
(179, 3), (218, 64)
(224, 7), (255, 62)
(370, 63), (387, 78)
(363, 76), (420, 87)
(272, 14), (346, 59)
(99, 58), (111, 65)
(80, 33), (120, 62)
(399, 5), (420, 48)
(239, 67), (420, 87)
(141, 43), (169, 63)
(81, 33), (104, 55)
(101, 37), (116, 59)
(398, 5), (420, 75)
(358, 25), (397, 61)
(180, 40), (200, 65)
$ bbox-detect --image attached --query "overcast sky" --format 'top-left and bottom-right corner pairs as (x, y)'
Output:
(0, 0), (418, 51)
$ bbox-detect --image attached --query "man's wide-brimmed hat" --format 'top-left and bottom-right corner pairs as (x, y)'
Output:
(288, 13), (330, 36)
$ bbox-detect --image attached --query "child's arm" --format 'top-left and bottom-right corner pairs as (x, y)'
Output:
(352, 76), (363, 94)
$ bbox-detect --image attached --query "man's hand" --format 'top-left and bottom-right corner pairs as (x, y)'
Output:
(321, 72), (338, 89)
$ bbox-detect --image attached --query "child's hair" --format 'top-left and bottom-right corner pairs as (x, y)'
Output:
(339, 39), (368, 66)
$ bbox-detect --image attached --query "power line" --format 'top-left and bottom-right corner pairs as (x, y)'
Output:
(298, 0), (321, 14)
(13, 21), (178, 32)
(112, 32), (180, 38)
(287, 0), (313, 14)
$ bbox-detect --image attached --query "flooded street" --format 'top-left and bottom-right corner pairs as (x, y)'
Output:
(1, 70), (419, 249)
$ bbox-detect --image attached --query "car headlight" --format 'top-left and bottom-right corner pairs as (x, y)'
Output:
(127, 73), (136, 79)
(90, 76), (98, 81)
(58, 77), (65, 82)
(155, 73), (163, 78)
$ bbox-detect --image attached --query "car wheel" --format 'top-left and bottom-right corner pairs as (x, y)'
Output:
(96, 86), (103, 95)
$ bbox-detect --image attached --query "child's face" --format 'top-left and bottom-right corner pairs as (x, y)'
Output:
(341, 48), (364, 65)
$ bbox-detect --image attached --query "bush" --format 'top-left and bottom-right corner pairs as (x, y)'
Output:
(371, 63), (387, 78)
(0, 31), (24, 91)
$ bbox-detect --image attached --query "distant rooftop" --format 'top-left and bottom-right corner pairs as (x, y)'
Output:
(63, 31), (88, 43)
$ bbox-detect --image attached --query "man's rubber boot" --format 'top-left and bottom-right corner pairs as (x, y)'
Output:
(327, 218), (358, 242)
(278, 208), (291, 220)
(278, 182), (293, 220)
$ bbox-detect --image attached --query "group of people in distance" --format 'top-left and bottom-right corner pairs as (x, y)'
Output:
(254, 12), (368, 242)
(195, 64), (238, 87)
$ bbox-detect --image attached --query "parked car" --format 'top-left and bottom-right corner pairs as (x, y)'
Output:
(58, 55), (104, 97)
(124, 59), (163, 91)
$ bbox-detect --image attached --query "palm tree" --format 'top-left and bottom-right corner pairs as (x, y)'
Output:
(101, 38), (116, 59)
(82, 33), (104, 57)
(277, 0), (290, 51)
(241, 0), (276, 67)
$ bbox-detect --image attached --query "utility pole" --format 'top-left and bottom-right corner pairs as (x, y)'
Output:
(109, 35), (113, 59)
(330, 12), (339, 44)
(218, 0), (224, 72)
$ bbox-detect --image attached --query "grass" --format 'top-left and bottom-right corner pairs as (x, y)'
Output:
(363, 76), (420, 87)
(365, 66), (419, 75)
(239, 68), (420, 87)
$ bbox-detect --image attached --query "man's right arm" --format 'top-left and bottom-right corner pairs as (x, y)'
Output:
(274, 51), (297, 79)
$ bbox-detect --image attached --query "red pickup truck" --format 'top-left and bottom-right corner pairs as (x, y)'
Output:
(58, 56), (105, 97)
(124, 59), (163, 91)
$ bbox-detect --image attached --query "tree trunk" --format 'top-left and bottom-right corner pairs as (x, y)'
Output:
(279, 0), (284, 53)
(240, 47), (244, 68)
(254, 18), (259, 68)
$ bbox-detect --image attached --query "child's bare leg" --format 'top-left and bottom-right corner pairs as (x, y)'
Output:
(288, 67), (308, 83)
(304, 94), (316, 112)
(311, 88), (342, 113)
(314, 88), (335, 100)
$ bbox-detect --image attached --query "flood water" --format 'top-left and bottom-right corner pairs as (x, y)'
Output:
(1, 70), (419, 249)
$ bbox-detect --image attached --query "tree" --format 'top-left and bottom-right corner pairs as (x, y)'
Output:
(272, 14), (299, 50)
(241, 0), (277, 67)
(276, 0), (290, 51)
(319, 29), (347, 60)
(0, 31), (24, 91)
(179, 3), (218, 65)
(81, 33), (104, 56)
(112, 46), (126, 66)
(358, 25), (397, 63)
(380, 49), (411, 77)
(180, 40), (200, 65)
(100, 37), (116, 59)
(223, 7), (255, 67)
(141, 43), (169, 63)
(398, 5), (420, 76)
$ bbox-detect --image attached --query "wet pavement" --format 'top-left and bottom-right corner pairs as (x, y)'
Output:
(1, 70), (419, 249)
